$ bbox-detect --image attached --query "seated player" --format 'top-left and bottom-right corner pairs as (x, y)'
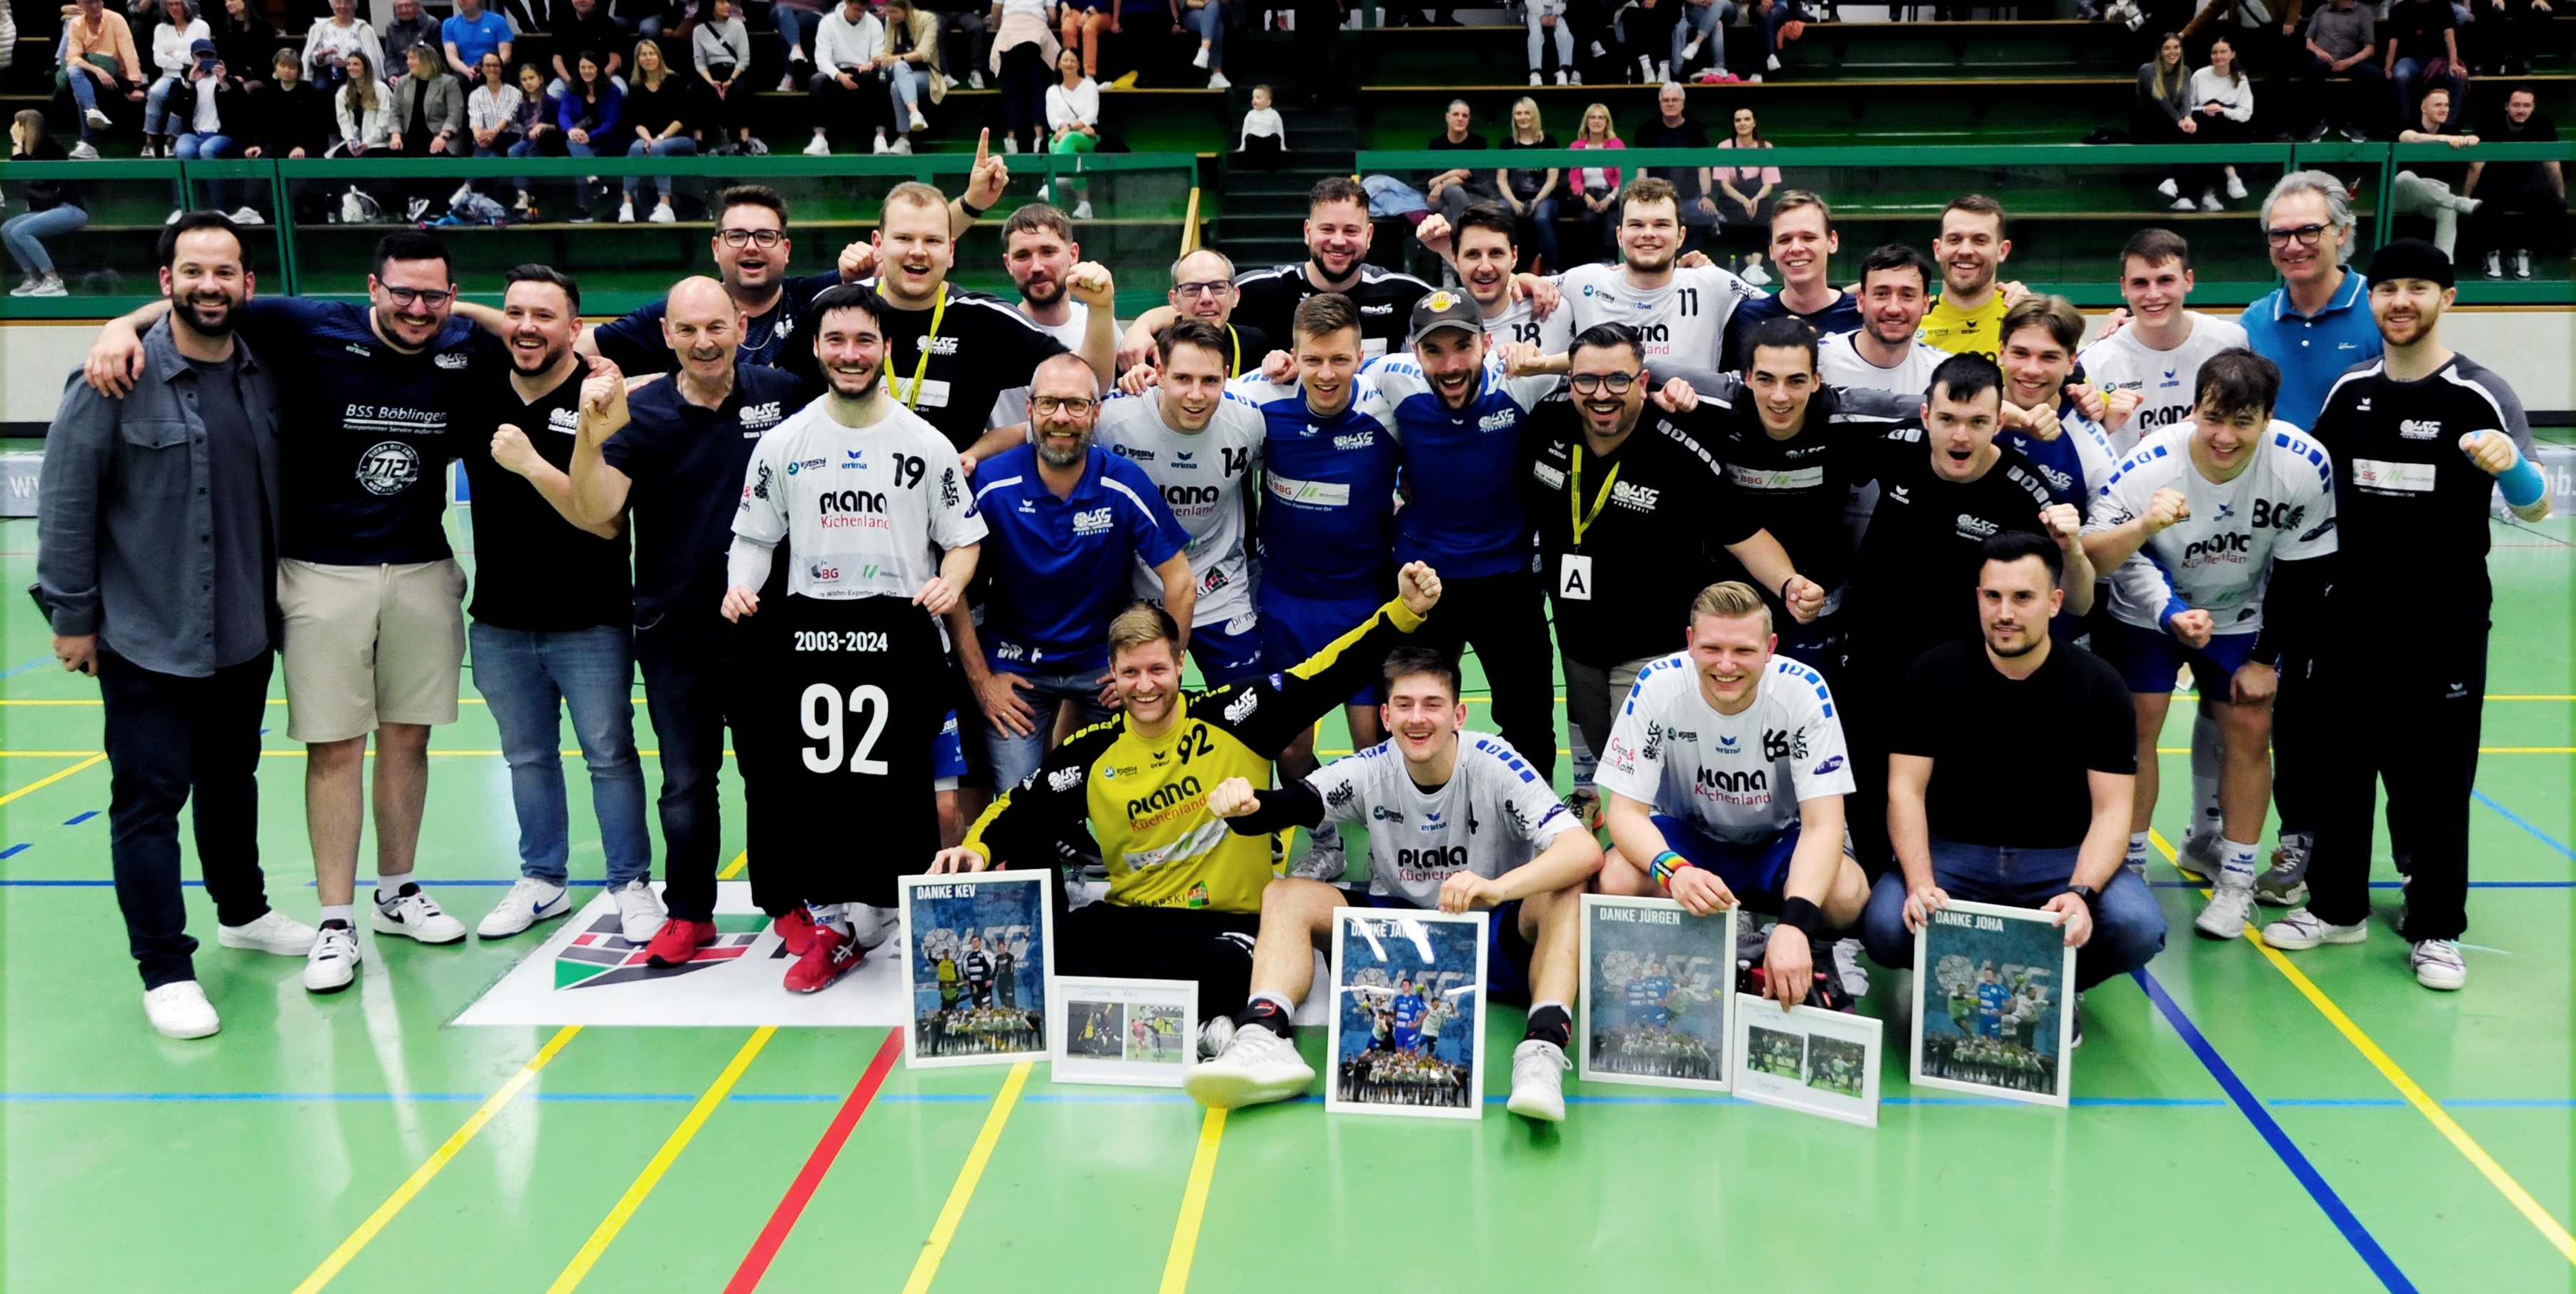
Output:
(1594, 581), (1873, 1006)
(1182, 646), (1602, 1121)
(929, 563), (1448, 1031)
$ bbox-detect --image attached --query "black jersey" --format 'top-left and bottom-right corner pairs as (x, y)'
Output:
(2311, 353), (2535, 606)
(1676, 368), (1912, 597)
(1842, 428), (2058, 675)
(457, 365), (633, 633)
(1230, 262), (1434, 364)
(591, 270), (839, 400)
(862, 282), (1072, 452)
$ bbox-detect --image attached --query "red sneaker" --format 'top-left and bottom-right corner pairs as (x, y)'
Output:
(783, 924), (861, 993)
(644, 918), (720, 968)
(774, 906), (819, 956)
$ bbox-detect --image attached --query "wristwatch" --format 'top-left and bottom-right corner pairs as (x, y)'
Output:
(2065, 883), (2102, 914)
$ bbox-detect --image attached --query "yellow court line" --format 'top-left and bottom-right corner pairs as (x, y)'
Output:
(717, 849), (749, 881)
(0, 698), (649, 706)
(0, 753), (105, 805)
(289, 1025), (583, 1294)
(2150, 831), (2576, 1267)
(543, 1027), (776, 1294)
(900, 1060), (1034, 1294)
(1157, 1107), (1229, 1294)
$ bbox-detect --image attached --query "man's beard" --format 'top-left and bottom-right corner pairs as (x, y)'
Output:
(1019, 275), (1064, 309)
(1985, 627), (2040, 658)
(827, 363), (884, 401)
(173, 291), (239, 338)
(510, 338), (569, 375)
(1035, 427), (1087, 468)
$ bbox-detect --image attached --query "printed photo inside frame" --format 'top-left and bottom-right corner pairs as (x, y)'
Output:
(1577, 895), (1737, 1092)
(1909, 898), (2077, 1107)
(1730, 994), (1883, 1128)
(898, 870), (1053, 1070)
(1324, 908), (1488, 1120)
(1051, 976), (1196, 1088)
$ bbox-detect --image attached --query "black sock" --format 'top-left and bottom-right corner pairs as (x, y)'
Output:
(1234, 996), (1293, 1036)
(1524, 1003), (1572, 1050)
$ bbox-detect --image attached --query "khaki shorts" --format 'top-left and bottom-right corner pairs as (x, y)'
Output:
(277, 558), (467, 743)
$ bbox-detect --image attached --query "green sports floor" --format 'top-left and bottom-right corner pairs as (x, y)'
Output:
(2, 505), (2570, 1294)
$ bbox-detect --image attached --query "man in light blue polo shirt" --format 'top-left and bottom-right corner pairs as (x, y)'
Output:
(954, 353), (1197, 789)
(2240, 171), (2383, 432)
(441, 0), (514, 81)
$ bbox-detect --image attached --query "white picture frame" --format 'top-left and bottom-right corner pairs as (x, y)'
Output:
(1907, 898), (2077, 1107)
(897, 870), (1054, 1070)
(1049, 977), (1196, 1088)
(1575, 894), (1737, 1093)
(1324, 907), (1488, 1120)
(1730, 994), (1883, 1128)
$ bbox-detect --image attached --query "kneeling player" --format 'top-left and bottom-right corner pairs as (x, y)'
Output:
(1594, 581), (1872, 1005)
(1183, 646), (1602, 1120)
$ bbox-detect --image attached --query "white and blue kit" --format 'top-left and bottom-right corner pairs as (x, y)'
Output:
(2075, 312), (2253, 457)
(1998, 398), (2120, 513)
(1094, 388), (1269, 683)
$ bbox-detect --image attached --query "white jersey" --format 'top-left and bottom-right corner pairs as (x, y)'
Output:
(2084, 420), (2340, 635)
(1594, 654), (1856, 846)
(729, 401), (988, 600)
(991, 301), (1112, 427)
(1554, 262), (1760, 372)
(2076, 312), (2254, 456)
(1816, 328), (1946, 398)
(1482, 295), (1575, 354)
(1308, 731), (1579, 908)
(1093, 388), (1267, 626)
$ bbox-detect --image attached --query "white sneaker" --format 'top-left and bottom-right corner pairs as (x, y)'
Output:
(1829, 937), (1869, 998)
(617, 200), (636, 223)
(1569, 70), (1582, 84)
(1194, 45), (1211, 69)
(1739, 259), (1772, 286)
(871, 133), (891, 155)
(2156, 176), (2180, 199)
(304, 923), (361, 993)
(848, 902), (901, 951)
(1554, 69), (1569, 85)
(144, 981), (221, 1038)
(217, 909), (319, 956)
(1682, 37), (1702, 61)
(2226, 173), (2247, 199)
(2411, 939), (2466, 990)
(649, 202), (675, 223)
(1208, 72), (1231, 89)
(2484, 250), (2506, 280)
(1530, 71), (1544, 85)
(1182, 1023), (1314, 1108)
(889, 137), (912, 154)
(69, 142), (101, 161)
(2200, 191), (2222, 213)
(1196, 1013), (1236, 1060)
(2195, 881), (2257, 939)
(2512, 249), (2533, 280)
(1004, 134), (1019, 154)
(229, 206), (266, 225)
(374, 884), (468, 945)
(909, 106), (930, 131)
(1505, 1038), (1570, 1121)
(2260, 908), (2367, 951)
(2171, 196), (2199, 211)
(803, 134), (831, 157)
(609, 879), (664, 943)
(480, 877), (574, 938)
(1072, 200), (1093, 219)
(969, 71), (985, 89)
(2454, 195), (2481, 216)
(1766, 53), (1781, 71)
(22, 276), (66, 296)
(85, 108), (111, 129)
(166, 209), (183, 225)
(1657, 61), (1672, 82)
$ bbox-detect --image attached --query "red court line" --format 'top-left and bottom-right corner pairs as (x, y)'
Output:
(722, 1029), (906, 1294)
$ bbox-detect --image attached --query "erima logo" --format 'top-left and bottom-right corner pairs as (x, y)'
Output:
(1333, 433), (1375, 451)
(1303, 423), (1321, 436)
(2400, 419), (2442, 440)
(1072, 506), (1114, 536)
(434, 352), (469, 370)
(843, 449), (867, 468)
(1889, 485), (1912, 504)
(344, 343), (372, 358)
(2216, 501), (2237, 521)
(1172, 451), (1196, 468)
(2158, 368), (2179, 388)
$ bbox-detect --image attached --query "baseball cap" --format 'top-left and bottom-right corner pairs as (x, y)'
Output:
(1407, 289), (1484, 347)
(2365, 237), (2454, 290)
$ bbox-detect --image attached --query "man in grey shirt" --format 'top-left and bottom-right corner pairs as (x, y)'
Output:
(2292, 0), (2386, 142)
(38, 212), (315, 1040)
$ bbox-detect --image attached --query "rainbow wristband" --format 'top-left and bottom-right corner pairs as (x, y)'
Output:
(1649, 851), (1692, 888)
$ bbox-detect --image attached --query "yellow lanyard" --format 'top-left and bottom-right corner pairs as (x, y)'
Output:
(1567, 444), (1621, 550)
(895, 291), (948, 411)
(1227, 324), (1242, 376)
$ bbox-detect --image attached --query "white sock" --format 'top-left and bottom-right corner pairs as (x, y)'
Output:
(808, 902), (852, 934)
(2220, 839), (2260, 885)
(374, 871), (413, 904)
(319, 903), (354, 928)
(2126, 832), (2152, 869)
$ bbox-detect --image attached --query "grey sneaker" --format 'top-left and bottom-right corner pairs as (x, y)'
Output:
(2176, 831), (2220, 881)
(2255, 835), (2310, 907)
(2410, 939), (2466, 990)
(1289, 829), (1347, 881)
(1505, 1038), (1570, 1122)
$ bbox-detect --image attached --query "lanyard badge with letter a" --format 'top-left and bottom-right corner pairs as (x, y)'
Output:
(1559, 446), (1619, 601)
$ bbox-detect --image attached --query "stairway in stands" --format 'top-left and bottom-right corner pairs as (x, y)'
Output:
(1214, 100), (1359, 272)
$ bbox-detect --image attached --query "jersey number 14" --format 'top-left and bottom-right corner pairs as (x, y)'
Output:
(802, 683), (892, 775)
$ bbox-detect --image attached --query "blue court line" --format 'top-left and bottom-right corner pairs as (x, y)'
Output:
(2473, 791), (2576, 863)
(0, 844), (29, 860)
(0, 656), (59, 678)
(61, 811), (97, 826)
(2135, 967), (2418, 1293)
(7, 1091), (2568, 1109)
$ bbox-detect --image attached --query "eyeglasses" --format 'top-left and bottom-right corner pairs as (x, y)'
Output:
(1172, 281), (1232, 299)
(1031, 396), (1098, 416)
(380, 285), (454, 307)
(1567, 372), (1639, 394)
(718, 229), (787, 248)
(2265, 224), (2329, 247)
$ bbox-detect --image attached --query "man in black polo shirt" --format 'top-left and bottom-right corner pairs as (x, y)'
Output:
(458, 266), (658, 946)
(569, 276), (802, 967)
(1132, 178), (1436, 364)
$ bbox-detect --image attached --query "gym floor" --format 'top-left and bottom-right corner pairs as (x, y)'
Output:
(1, 507), (2568, 1294)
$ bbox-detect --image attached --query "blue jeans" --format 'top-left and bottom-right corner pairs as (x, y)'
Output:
(981, 665), (1113, 792)
(1858, 834), (2167, 990)
(1674, 0), (1734, 70)
(889, 61), (924, 118)
(1182, 1), (1228, 70)
(174, 131), (240, 209)
(1521, 194), (1561, 271)
(469, 622), (653, 888)
(774, 4), (826, 58)
(144, 74), (182, 134)
(4, 205), (89, 275)
(1759, 0), (1803, 55)
(622, 135), (697, 198)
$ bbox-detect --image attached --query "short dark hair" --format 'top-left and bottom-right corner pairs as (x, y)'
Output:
(1156, 317), (1231, 368)
(716, 184), (789, 229)
(1927, 352), (2005, 410)
(1940, 194), (2008, 237)
(1453, 201), (1519, 248)
(2119, 226), (2192, 273)
(1771, 190), (1833, 236)
(2000, 294), (2084, 353)
(371, 229), (451, 282)
(806, 282), (887, 336)
(158, 211), (245, 270)
(1292, 292), (1359, 344)
(1308, 176), (1368, 215)
(1002, 201), (1074, 244)
(2193, 348), (2280, 424)
(503, 263), (580, 312)
(1744, 316), (1819, 372)
(1980, 531), (2063, 590)
(1858, 243), (1932, 294)
(1569, 322), (1644, 368)
(1380, 646), (1461, 701)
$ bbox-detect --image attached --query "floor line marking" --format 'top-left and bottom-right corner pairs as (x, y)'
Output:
(2132, 968), (2417, 1293)
(11, 1090), (2575, 1108)
(717, 849), (749, 881)
(543, 1026), (776, 1294)
(2152, 830), (2576, 1267)
(2472, 791), (2576, 862)
(0, 656), (58, 678)
(899, 1060), (1033, 1294)
(722, 1030), (905, 1294)
(287, 1025), (582, 1294)
(1157, 1107), (1228, 1294)
(0, 753), (105, 806)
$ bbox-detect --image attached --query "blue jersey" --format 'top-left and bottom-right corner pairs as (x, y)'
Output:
(2241, 272), (2382, 432)
(1364, 351), (1559, 578)
(1977, 980), (2010, 1035)
(1392, 990), (1427, 1036)
(1232, 374), (1401, 600)
(1997, 398), (2117, 513)
(969, 443), (1187, 674)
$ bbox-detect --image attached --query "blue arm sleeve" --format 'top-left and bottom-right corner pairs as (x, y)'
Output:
(2497, 456), (2547, 508)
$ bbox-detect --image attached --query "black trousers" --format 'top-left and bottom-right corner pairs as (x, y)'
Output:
(1059, 901), (1262, 1018)
(634, 609), (744, 922)
(2271, 643), (2318, 837)
(99, 649), (275, 990)
(2306, 623), (2485, 941)
(1411, 568), (1559, 784)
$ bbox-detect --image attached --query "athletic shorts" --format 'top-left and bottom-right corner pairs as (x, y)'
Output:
(2106, 621), (2259, 700)
(277, 558), (466, 743)
(934, 709), (967, 789)
(1258, 586), (1391, 707)
(1650, 813), (1799, 915)
(1188, 611), (1265, 688)
(1364, 891), (1535, 1005)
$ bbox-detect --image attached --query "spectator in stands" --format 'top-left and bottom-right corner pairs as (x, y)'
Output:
(2384, 0), (2465, 131)
(1529, 0), (1574, 86)
(769, 0), (829, 83)
(1622, 0), (1679, 84)
(2392, 86), (2483, 256)
(505, 62), (564, 214)
(2469, 0), (2547, 77)
(933, 0), (993, 89)
(1712, 104), (1777, 281)
(1236, 82), (1284, 167)
(209, 0), (275, 92)
(63, 0), (146, 159)
(620, 37), (694, 222)
(1568, 101), (1623, 261)
(466, 49), (524, 156)
(381, 0), (441, 85)
(559, 49), (620, 219)
(2135, 33), (2201, 211)
(989, 0), (1057, 155)
(245, 47), (329, 162)
(694, 0), (759, 153)
(881, 0), (945, 153)
(301, 0), (380, 92)
(329, 49), (389, 154)
(1182, 0), (1230, 89)
(1061, 0), (1110, 77)
(2294, 0), (2382, 142)
(1633, 83), (1717, 253)
(141, 0), (211, 159)
(1497, 96), (1563, 273)
(554, 0), (628, 95)
(168, 38), (259, 221)
(802, 0), (887, 155)
(6, 111), (81, 298)
(1674, 0), (1735, 81)
(2190, 35), (2255, 208)
(1752, 0), (1802, 79)
(1044, 46), (1100, 217)
(1426, 99), (1498, 232)
(2466, 85), (2564, 279)
(443, 0), (514, 84)
(386, 42), (464, 158)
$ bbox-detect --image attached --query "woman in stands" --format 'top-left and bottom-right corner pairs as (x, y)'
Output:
(1044, 45), (1101, 219)
(1714, 104), (1778, 284)
(1498, 96), (1564, 274)
(559, 49), (626, 222)
(301, 0), (382, 93)
(1569, 101), (1624, 264)
(211, 0), (276, 93)
(5, 111), (81, 299)
(468, 50), (525, 157)
(693, 0), (762, 154)
(330, 50), (389, 155)
(990, 0), (1057, 156)
(620, 38), (697, 223)
(141, 0), (213, 159)
(2187, 36), (2255, 210)
(2134, 31), (2204, 213)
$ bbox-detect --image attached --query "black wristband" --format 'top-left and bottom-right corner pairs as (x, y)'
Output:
(1781, 576), (1796, 604)
(1777, 896), (1824, 940)
(958, 197), (987, 221)
(2065, 883), (2101, 915)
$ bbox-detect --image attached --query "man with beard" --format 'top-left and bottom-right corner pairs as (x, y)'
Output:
(1719, 192), (1862, 372)
(568, 277), (802, 968)
(1409, 201), (1574, 353)
(1130, 178), (1434, 363)
(42, 213), (314, 1038)
(722, 284), (985, 990)
(458, 266), (657, 946)
(1516, 178), (1762, 373)
(1816, 244), (1947, 398)
(84, 229), (505, 995)
(949, 353), (1194, 791)
(1917, 196), (2016, 359)
(993, 202), (1117, 426)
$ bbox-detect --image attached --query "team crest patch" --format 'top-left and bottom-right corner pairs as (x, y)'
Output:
(1425, 290), (1459, 313)
(553, 913), (769, 990)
